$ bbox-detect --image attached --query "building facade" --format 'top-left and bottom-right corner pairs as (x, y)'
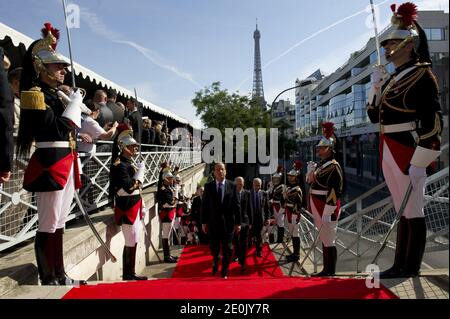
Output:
(272, 99), (296, 139)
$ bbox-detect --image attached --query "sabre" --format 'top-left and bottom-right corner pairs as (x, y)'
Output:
(134, 88), (143, 161)
(371, 182), (413, 264)
(369, 0), (382, 65)
(61, 0), (117, 262)
(62, 0), (76, 88)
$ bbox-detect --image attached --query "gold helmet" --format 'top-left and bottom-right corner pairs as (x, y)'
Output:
(379, 3), (431, 63)
(32, 23), (69, 77)
(117, 129), (138, 152)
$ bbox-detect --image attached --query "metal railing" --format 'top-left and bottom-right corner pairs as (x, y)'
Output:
(0, 141), (202, 252)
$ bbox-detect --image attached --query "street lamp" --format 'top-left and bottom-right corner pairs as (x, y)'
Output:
(269, 77), (317, 182)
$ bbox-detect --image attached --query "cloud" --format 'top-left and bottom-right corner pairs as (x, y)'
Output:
(79, 6), (202, 88)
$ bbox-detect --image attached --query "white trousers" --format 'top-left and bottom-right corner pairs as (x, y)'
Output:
(273, 207), (285, 227)
(161, 221), (174, 239)
(382, 141), (426, 219)
(288, 214), (301, 238)
(122, 215), (140, 247)
(36, 164), (75, 233)
(310, 196), (338, 247)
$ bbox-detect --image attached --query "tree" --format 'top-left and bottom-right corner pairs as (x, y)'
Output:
(192, 82), (270, 132)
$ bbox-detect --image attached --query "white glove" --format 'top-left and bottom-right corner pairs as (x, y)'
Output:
(372, 64), (388, 88)
(306, 161), (317, 183)
(58, 89), (92, 115)
(368, 65), (388, 106)
(322, 214), (331, 223)
(408, 164), (426, 191)
(61, 89), (83, 128)
(133, 162), (146, 184)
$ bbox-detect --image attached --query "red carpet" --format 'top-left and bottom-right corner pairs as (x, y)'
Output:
(63, 244), (397, 299)
(172, 244), (284, 278)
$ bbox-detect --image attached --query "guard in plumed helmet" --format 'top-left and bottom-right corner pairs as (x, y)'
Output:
(266, 165), (286, 244)
(283, 168), (304, 262)
(367, 3), (442, 279)
(321, 122), (345, 194)
(110, 125), (147, 281)
(156, 170), (179, 263)
(307, 137), (343, 276)
(16, 23), (86, 286)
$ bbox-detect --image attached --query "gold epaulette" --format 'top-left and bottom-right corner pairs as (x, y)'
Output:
(113, 158), (121, 166)
(20, 87), (47, 111)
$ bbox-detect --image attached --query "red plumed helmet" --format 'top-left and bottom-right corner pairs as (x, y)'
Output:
(293, 160), (303, 170)
(41, 22), (60, 50)
(276, 165), (283, 173)
(392, 2), (418, 28)
(160, 161), (168, 169)
(321, 121), (335, 138)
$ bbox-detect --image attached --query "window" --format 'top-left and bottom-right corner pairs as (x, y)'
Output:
(424, 28), (445, 41)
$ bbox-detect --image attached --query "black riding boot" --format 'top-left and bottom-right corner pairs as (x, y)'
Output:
(128, 244), (148, 280)
(54, 228), (87, 285)
(162, 238), (177, 263)
(123, 246), (133, 280)
(35, 232), (58, 285)
(402, 218), (426, 277)
(287, 237), (300, 262)
(277, 227), (285, 243)
(380, 216), (409, 279)
(312, 244), (331, 277)
(269, 233), (275, 244)
(328, 246), (337, 276)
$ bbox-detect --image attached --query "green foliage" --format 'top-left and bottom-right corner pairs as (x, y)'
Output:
(192, 82), (270, 133)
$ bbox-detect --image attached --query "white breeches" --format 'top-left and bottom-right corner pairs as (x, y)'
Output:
(161, 221), (174, 239)
(311, 197), (338, 247)
(273, 207), (285, 227)
(382, 141), (425, 219)
(288, 214), (301, 238)
(36, 164), (75, 233)
(122, 216), (140, 247)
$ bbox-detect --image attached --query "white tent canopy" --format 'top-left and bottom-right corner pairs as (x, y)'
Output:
(0, 21), (190, 125)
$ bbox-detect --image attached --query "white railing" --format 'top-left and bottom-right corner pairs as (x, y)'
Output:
(0, 142), (202, 252)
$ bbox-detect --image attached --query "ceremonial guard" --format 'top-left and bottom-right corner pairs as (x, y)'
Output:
(367, 3), (442, 278)
(307, 137), (344, 276)
(284, 169), (304, 262)
(16, 23), (87, 286)
(156, 169), (179, 263)
(110, 126), (147, 280)
(266, 166), (286, 243)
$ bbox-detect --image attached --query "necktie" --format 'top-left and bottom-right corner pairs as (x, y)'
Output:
(217, 183), (223, 203)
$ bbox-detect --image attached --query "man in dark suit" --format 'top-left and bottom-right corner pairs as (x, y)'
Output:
(201, 162), (241, 279)
(232, 177), (251, 271)
(249, 178), (269, 257)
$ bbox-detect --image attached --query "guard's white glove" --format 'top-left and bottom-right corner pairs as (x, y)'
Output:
(408, 164), (426, 191)
(133, 161), (146, 184)
(368, 65), (388, 106)
(58, 89), (91, 116)
(61, 89), (83, 128)
(306, 161), (317, 184)
(372, 64), (388, 88)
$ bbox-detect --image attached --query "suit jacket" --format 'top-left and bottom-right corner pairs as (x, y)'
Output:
(249, 189), (269, 228)
(237, 189), (251, 227)
(201, 179), (241, 234)
(0, 48), (13, 173)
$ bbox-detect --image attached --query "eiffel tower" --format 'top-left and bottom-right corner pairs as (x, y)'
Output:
(252, 20), (266, 109)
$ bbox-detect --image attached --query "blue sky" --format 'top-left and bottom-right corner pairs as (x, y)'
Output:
(1, 0), (448, 127)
